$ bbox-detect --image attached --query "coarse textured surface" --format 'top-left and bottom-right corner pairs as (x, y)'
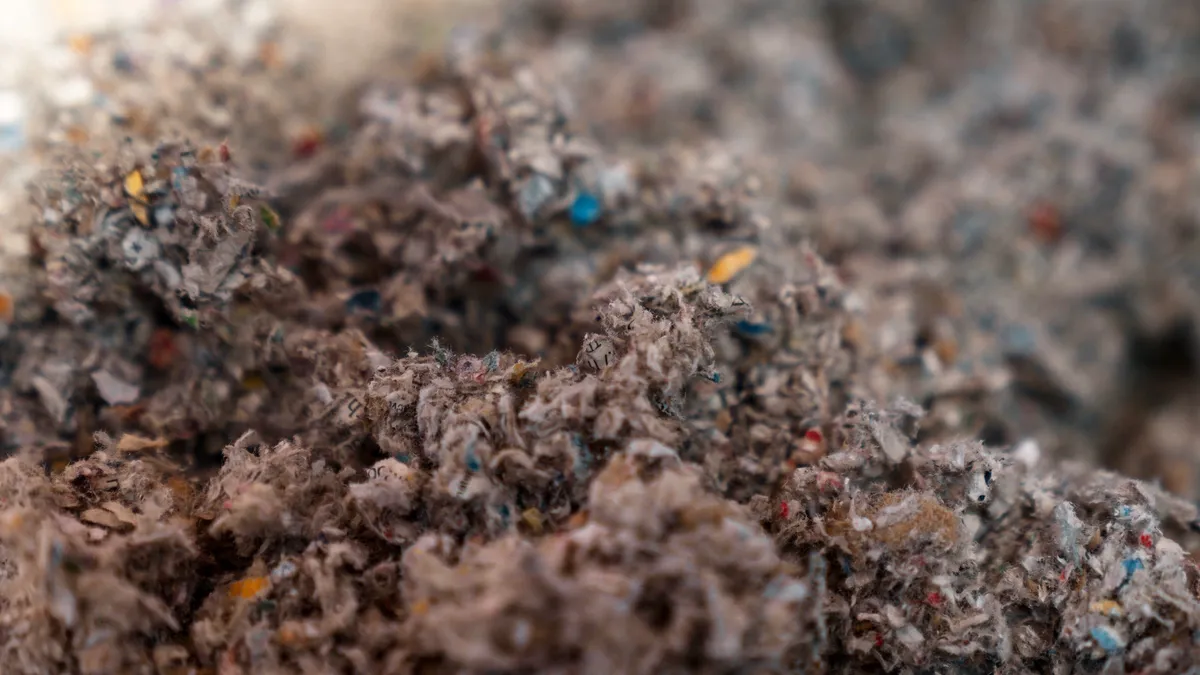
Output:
(4, 1), (1200, 674)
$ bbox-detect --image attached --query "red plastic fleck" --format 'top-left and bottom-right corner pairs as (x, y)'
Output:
(1028, 201), (1063, 244)
(147, 328), (178, 370)
(817, 471), (841, 492)
(779, 501), (790, 520)
(471, 263), (503, 284)
(219, 140), (231, 163)
(927, 592), (943, 606)
(874, 633), (884, 648)
(321, 206), (355, 235)
(293, 129), (323, 159)
(1140, 533), (1153, 548)
(805, 428), (823, 443)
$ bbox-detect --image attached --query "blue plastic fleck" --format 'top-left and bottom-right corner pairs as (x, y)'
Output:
(1119, 557), (1145, 590)
(346, 289), (382, 314)
(0, 123), (23, 152)
(569, 193), (602, 227)
(395, 454), (410, 464)
(1001, 323), (1037, 355)
(482, 351), (499, 371)
(1122, 557), (1144, 578)
(465, 451), (481, 473)
(1090, 626), (1124, 653)
(327, 123), (351, 142)
(112, 52), (134, 73)
(952, 209), (990, 255)
(573, 436), (593, 478)
(735, 320), (774, 336)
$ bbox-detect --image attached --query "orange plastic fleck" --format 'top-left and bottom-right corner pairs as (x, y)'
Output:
(228, 576), (268, 599)
(567, 510), (589, 529)
(706, 246), (758, 284)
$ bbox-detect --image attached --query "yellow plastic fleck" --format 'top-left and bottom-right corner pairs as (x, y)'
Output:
(1089, 600), (1122, 616)
(124, 170), (149, 225)
(241, 373), (266, 390)
(706, 246), (758, 284)
(228, 576), (269, 599)
(510, 360), (537, 385)
(260, 205), (281, 230)
(68, 35), (92, 55)
(521, 507), (545, 533)
(124, 169), (145, 199)
(411, 598), (431, 616)
(229, 195), (240, 209)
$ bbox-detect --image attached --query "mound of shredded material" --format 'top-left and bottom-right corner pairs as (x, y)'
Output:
(5, 2), (1200, 674)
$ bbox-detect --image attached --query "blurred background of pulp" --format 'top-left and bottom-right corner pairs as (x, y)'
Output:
(6, 0), (1200, 501)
